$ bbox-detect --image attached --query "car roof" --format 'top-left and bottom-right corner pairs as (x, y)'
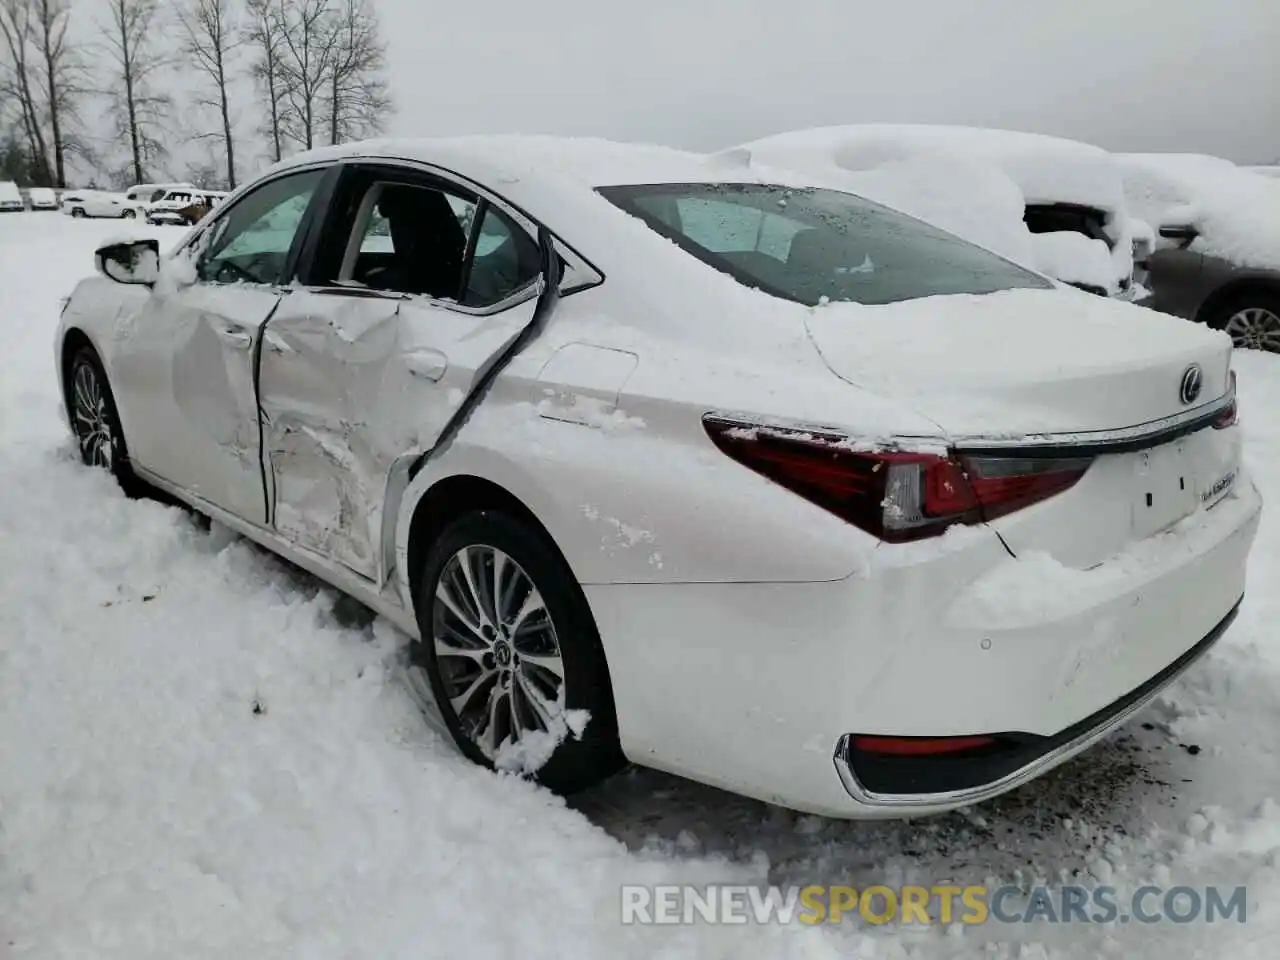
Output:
(268, 135), (776, 205)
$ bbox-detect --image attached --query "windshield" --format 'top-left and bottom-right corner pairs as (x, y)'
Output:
(598, 182), (1052, 306)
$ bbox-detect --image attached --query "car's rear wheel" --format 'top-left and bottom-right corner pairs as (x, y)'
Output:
(410, 510), (625, 794)
(121, 209), (136, 219)
(70, 207), (85, 218)
(1208, 291), (1280, 352)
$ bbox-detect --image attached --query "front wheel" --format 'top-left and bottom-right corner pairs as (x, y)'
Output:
(67, 348), (132, 486)
(1207, 291), (1280, 352)
(410, 510), (625, 794)
(70, 207), (85, 218)
(121, 209), (136, 219)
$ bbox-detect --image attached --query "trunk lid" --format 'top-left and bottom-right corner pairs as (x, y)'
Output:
(802, 287), (1241, 568)
(804, 287), (1232, 439)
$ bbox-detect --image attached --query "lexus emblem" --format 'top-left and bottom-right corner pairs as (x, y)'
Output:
(1179, 364), (1204, 406)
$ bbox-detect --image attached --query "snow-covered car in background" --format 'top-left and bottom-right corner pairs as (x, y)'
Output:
(1119, 153), (1280, 352)
(735, 125), (1141, 299)
(61, 190), (140, 219)
(28, 187), (59, 210)
(1247, 165), (1280, 180)
(55, 137), (1260, 818)
(144, 189), (223, 225)
(0, 180), (25, 212)
(124, 181), (198, 205)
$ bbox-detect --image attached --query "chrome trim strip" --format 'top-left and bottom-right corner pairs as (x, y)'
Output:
(949, 383), (1236, 456)
(831, 606), (1235, 811)
(705, 380), (1236, 460)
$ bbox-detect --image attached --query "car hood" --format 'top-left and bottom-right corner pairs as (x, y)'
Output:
(802, 287), (1233, 438)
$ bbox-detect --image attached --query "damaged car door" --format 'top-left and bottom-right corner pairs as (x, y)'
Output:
(258, 166), (544, 581)
(112, 167), (329, 523)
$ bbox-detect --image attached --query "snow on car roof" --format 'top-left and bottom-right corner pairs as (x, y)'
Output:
(1117, 153), (1280, 271)
(737, 124), (1126, 213)
(271, 135), (775, 200)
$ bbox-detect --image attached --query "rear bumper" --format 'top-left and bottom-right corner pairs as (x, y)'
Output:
(833, 598), (1239, 813)
(587, 474), (1261, 819)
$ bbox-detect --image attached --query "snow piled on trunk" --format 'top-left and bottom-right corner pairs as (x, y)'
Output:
(5, 213), (1280, 959)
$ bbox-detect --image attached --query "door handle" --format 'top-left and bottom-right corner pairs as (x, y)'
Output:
(405, 348), (448, 381)
(217, 327), (253, 350)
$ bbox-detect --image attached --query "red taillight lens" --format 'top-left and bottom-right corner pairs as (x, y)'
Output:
(703, 417), (1092, 542)
(851, 735), (996, 756)
(1213, 370), (1239, 429)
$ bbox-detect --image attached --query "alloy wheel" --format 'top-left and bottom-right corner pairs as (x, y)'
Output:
(431, 544), (566, 759)
(71, 360), (116, 469)
(1224, 307), (1280, 352)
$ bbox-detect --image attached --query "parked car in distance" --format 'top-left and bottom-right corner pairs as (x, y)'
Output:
(0, 180), (25, 212)
(1246, 166), (1280, 180)
(124, 182), (198, 204)
(55, 136), (1259, 819)
(1120, 153), (1280, 352)
(61, 190), (140, 219)
(28, 187), (59, 210)
(735, 125), (1142, 299)
(145, 189), (229, 225)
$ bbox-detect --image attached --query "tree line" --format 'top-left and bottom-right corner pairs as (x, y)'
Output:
(0, 0), (391, 190)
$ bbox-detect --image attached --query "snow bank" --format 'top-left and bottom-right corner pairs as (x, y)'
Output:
(1118, 153), (1280, 271)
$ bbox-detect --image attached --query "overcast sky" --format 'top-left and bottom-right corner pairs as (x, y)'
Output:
(378, 0), (1279, 163)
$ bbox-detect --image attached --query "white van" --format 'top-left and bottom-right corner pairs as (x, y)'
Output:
(124, 182), (198, 205)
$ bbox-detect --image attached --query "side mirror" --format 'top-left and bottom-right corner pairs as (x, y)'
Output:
(95, 238), (160, 286)
(1158, 223), (1199, 247)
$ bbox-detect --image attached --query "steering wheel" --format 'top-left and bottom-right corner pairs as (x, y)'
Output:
(209, 258), (260, 285)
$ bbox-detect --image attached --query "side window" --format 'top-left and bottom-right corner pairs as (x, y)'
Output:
(340, 181), (477, 299)
(462, 205), (540, 307)
(197, 169), (325, 285)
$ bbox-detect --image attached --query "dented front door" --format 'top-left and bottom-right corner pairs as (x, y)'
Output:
(258, 289), (538, 581)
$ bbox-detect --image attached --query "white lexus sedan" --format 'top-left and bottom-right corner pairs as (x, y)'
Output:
(55, 136), (1261, 818)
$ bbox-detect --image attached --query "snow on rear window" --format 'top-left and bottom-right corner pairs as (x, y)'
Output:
(598, 182), (1052, 307)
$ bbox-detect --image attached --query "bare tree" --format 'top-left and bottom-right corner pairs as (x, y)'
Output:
(276, 0), (336, 151)
(178, 0), (240, 188)
(30, 0), (85, 187)
(244, 0), (288, 162)
(323, 0), (390, 145)
(101, 0), (171, 185)
(0, 0), (51, 182)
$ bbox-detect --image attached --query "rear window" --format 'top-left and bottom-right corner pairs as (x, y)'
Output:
(598, 182), (1052, 306)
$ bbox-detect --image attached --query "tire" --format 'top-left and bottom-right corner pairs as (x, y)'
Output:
(121, 209), (136, 219)
(71, 207), (85, 218)
(1205, 290), (1280, 353)
(410, 510), (625, 794)
(66, 347), (141, 495)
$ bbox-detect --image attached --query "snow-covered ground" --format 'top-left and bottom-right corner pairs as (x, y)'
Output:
(3, 212), (1280, 958)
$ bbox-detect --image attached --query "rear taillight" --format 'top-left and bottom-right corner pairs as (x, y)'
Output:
(1213, 371), (1238, 429)
(702, 416), (1092, 542)
(851, 735), (996, 756)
